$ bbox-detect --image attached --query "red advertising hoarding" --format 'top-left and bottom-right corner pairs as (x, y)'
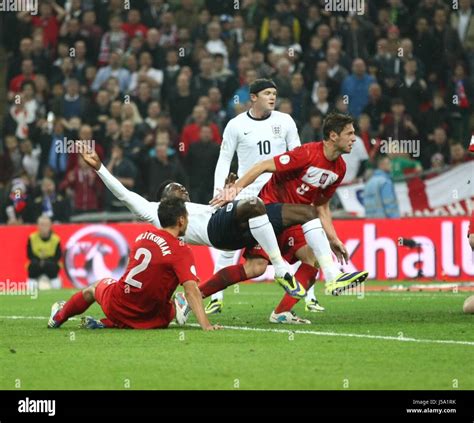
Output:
(0, 217), (472, 288)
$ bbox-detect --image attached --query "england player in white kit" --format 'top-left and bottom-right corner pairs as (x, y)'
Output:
(207, 79), (323, 314)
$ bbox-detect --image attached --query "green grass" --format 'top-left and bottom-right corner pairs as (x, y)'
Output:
(0, 282), (473, 390)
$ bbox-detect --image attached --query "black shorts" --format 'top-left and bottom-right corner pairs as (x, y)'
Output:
(207, 201), (284, 250)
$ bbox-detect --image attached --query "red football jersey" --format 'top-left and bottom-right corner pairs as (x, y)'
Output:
(259, 142), (346, 206)
(111, 228), (198, 328)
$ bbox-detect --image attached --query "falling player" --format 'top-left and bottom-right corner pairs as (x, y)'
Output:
(48, 198), (222, 331)
(211, 112), (369, 321)
(207, 78), (324, 314)
(79, 146), (306, 300)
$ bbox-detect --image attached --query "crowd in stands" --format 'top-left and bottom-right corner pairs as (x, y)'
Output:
(0, 0), (473, 224)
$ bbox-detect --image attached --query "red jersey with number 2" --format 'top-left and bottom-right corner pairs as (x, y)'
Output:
(110, 228), (198, 328)
(258, 142), (346, 206)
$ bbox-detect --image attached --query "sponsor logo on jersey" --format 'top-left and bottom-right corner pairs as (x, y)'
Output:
(190, 265), (197, 276)
(271, 124), (282, 137)
(226, 203), (234, 212)
(279, 155), (290, 165)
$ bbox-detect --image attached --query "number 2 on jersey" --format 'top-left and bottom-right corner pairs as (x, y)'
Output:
(124, 247), (152, 289)
(257, 140), (271, 155)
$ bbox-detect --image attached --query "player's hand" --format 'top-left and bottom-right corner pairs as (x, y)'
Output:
(224, 172), (238, 188)
(330, 239), (349, 265)
(78, 142), (102, 171)
(209, 186), (241, 208)
(203, 324), (223, 331)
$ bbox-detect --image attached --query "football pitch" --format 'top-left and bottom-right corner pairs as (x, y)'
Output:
(1, 282), (473, 390)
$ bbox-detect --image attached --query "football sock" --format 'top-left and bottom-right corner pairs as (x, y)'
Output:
(210, 250), (240, 302)
(199, 264), (248, 298)
(305, 284), (316, 304)
(100, 318), (116, 328)
(54, 291), (92, 325)
(302, 219), (340, 282)
(248, 214), (290, 277)
(274, 263), (318, 313)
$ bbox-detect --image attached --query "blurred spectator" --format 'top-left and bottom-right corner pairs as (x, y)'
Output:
(52, 78), (90, 122)
(122, 9), (148, 39)
(180, 105), (221, 156)
(420, 92), (450, 138)
(9, 59), (36, 94)
(186, 126), (220, 204)
(105, 143), (138, 211)
(98, 14), (128, 66)
(193, 56), (219, 98)
(450, 141), (472, 166)
(446, 63), (473, 146)
(420, 126), (451, 169)
(227, 68), (257, 118)
(129, 51), (164, 95)
(363, 82), (390, 133)
(300, 111), (323, 144)
(205, 22), (229, 63)
(381, 98), (418, 147)
(20, 139), (41, 184)
(60, 155), (102, 214)
(158, 12), (178, 48)
(145, 133), (187, 199)
(389, 148), (423, 181)
(92, 51), (131, 93)
(80, 10), (103, 62)
(397, 59), (429, 121)
(313, 86), (331, 117)
(363, 156), (400, 218)
(4, 135), (23, 178)
(289, 73), (311, 128)
(168, 73), (196, 131)
(311, 60), (338, 105)
(5, 95), (36, 140)
(272, 57), (293, 99)
(174, 0), (199, 33)
(25, 177), (70, 223)
(5, 175), (30, 224)
(27, 215), (62, 290)
(341, 58), (376, 118)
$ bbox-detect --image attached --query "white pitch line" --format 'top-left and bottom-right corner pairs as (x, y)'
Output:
(2, 315), (473, 346)
(185, 323), (474, 347)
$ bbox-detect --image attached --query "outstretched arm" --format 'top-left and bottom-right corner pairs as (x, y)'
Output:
(80, 148), (160, 225)
(183, 281), (222, 331)
(210, 159), (276, 207)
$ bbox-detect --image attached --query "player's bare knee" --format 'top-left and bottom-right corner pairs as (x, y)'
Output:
(244, 258), (268, 278)
(82, 284), (97, 303)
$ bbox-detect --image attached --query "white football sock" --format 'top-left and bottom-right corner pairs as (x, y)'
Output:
(249, 214), (290, 277)
(305, 285), (316, 303)
(211, 250), (240, 301)
(302, 218), (340, 282)
(50, 277), (62, 289)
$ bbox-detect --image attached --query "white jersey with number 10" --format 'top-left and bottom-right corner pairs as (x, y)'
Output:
(214, 110), (301, 199)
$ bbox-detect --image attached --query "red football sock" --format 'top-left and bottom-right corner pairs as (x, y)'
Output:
(54, 291), (92, 325)
(199, 264), (248, 298)
(274, 263), (318, 314)
(100, 318), (116, 328)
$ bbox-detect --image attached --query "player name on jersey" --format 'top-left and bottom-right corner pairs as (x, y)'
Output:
(135, 231), (171, 256)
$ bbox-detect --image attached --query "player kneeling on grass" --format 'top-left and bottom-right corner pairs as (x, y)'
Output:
(48, 198), (221, 331)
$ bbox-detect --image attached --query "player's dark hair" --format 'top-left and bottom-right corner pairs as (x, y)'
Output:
(158, 197), (187, 228)
(322, 113), (355, 139)
(155, 179), (175, 201)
